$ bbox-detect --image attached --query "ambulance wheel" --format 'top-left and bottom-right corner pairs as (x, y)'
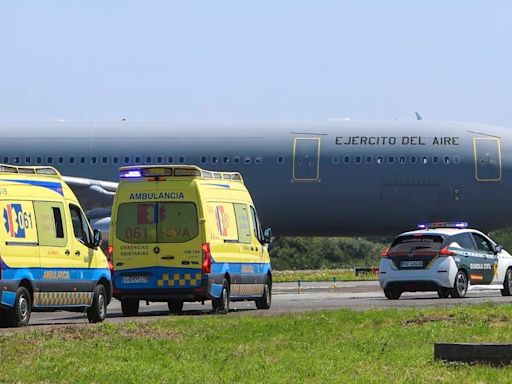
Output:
(121, 299), (140, 316)
(451, 270), (468, 298)
(255, 282), (272, 309)
(501, 268), (512, 296)
(437, 288), (451, 298)
(87, 284), (107, 323)
(384, 288), (401, 300)
(7, 286), (32, 327)
(212, 279), (230, 314)
(168, 300), (184, 314)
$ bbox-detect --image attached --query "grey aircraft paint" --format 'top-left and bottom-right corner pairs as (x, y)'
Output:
(0, 120), (510, 236)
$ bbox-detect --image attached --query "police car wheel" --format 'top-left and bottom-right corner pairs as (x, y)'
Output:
(121, 299), (140, 316)
(87, 284), (107, 323)
(501, 268), (512, 296)
(255, 282), (272, 309)
(437, 288), (451, 299)
(384, 288), (401, 300)
(212, 279), (230, 314)
(451, 271), (468, 298)
(8, 286), (32, 327)
(168, 300), (184, 314)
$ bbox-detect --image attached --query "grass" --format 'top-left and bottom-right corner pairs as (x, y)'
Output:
(273, 268), (378, 282)
(2, 304), (512, 383)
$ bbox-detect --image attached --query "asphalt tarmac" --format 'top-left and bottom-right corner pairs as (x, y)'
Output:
(8, 280), (512, 330)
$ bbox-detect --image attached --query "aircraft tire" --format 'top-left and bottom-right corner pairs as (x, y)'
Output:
(87, 284), (107, 323)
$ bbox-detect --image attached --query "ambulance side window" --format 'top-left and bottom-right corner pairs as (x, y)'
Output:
(69, 204), (93, 247)
(472, 233), (494, 254)
(34, 201), (67, 247)
(449, 233), (475, 250)
(250, 206), (263, 243)
(233, 203), (251, 244)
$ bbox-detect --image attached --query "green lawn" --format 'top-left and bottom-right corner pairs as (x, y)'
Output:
(273, 268), (378, 282)
(2, 304), (512, 383)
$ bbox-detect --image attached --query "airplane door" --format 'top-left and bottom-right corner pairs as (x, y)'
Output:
(474, 138), (502, 181)
(293, 137), (320, 181)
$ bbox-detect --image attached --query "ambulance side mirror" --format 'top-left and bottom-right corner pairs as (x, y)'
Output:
(93, 229), (102, 248)
(263, 228), (272, 244)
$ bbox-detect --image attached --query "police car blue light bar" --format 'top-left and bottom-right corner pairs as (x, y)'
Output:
(120, 169), (142, 178)
(417, 222), (469, 229)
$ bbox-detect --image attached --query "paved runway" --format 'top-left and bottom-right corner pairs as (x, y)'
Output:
(7, 281), (512, 330)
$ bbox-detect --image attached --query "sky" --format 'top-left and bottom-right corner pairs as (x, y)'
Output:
(1, 1), (512, 126)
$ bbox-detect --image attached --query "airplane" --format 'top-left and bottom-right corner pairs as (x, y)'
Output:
(0, 119), (510, 237)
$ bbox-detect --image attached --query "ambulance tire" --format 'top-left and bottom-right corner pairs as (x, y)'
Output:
(212, 279), (230, 314)
(121, 299), (140, 316)
(384, 288), (401, 300)
(168, 300), (184, 314)
(501, 268), (512, 296)
(451, 270), (468, 298)
(87, 284), (107, 323)
(6, 286), (32, 327)
(255, 281), (272, 309)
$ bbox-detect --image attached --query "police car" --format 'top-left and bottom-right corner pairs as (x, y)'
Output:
(379, 222), (512, 299)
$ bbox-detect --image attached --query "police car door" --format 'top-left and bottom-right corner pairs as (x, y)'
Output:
(470, 233), (497, 285)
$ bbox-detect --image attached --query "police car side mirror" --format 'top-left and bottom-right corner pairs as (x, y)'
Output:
(263, 228), (272, 244)
(93, 229), (102, 248)
(495, 245), (503, 254)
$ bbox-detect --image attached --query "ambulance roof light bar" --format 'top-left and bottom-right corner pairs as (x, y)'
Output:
(417, 222), (469, 230)
(119, 165), (243, 182)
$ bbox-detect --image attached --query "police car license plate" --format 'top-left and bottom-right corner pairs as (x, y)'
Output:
(401, 260), (423, 268)
(122, 275), (149, 284)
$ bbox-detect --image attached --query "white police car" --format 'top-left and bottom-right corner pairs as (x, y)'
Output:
(379, 222), (512, 299)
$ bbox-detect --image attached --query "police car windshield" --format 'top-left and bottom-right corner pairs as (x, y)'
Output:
(389, 235), (445, 253)
(116, 202), (199, 244)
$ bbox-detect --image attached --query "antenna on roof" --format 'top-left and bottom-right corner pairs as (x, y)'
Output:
(415, 112), (422, 121)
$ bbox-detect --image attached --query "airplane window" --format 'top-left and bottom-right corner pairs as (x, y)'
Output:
(387, 156), (394, 164)
(443, 156), (450, 164)
(233, 156), (241, 164)
(399, 156), (406, 165)
(432, 156), (439, 164)
(69, 157), (75, 165)
(332, 155), (340, 165)
(366, 156), (372, 164)
(422, 156), (428, 164)
(145, 156), (151, 164)
(135, 156), (141, 163)
(91, 157), (97, 164)
(156, 156), (163, 164)
(222, 156), (230, 164)
(343, 156), (351, 165)
(113, 157), (119, 164)
(244, 156), (251, 165)
(178, 156), (185, 164)
(168, 156), (174, 163)
(355, 156), (362, 165)
(80, 157), (86, 164)
(376, 156), (383, 164)
(277, 156), (284, 165)
(255, 156), (263, 165)
(3, 157), (8, 163)
(24, 157), (30, 164)
(58, 157), (64, 164)
(47, 157), (53, 164)
(123, 157), (130, 164)
(410, 156), (417, 164)
(37, 157), (42, 164)
(211, 156), (218, 164)
(453, 156), (461, 165)
(14, 157), (20, 164)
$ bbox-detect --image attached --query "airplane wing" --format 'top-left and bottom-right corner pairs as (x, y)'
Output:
(62, 176), (117, 219)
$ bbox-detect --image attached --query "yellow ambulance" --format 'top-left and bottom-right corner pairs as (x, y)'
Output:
(0, 164), (111, 327)
(109, 165), (272, 315)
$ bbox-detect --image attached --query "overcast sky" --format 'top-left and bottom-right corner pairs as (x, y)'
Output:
(1, 1), (511, 126)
